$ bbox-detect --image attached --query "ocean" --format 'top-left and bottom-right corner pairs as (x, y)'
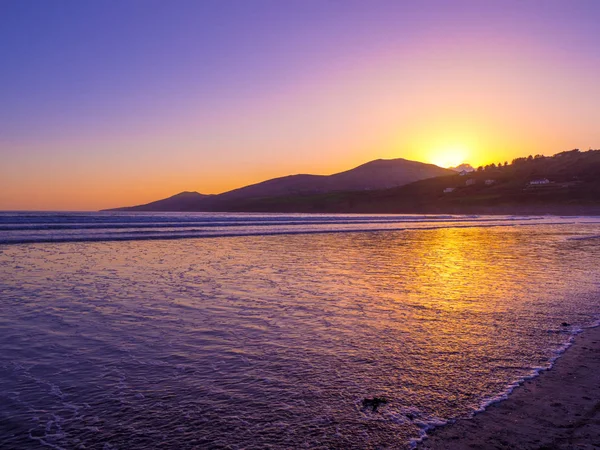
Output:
(1, 212), (599, 449)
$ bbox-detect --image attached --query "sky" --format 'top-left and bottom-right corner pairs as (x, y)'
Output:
(1, 0), (600, 210)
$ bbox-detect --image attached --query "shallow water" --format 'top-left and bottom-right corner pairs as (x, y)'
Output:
(0, 211), (581, 244)
(1, 213), (599, 449)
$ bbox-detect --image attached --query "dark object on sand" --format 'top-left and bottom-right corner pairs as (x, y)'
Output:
(362, 397), (388, 412)
(561, 322), (571, 327)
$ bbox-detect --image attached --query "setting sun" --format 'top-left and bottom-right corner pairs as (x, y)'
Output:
(429, 146), (471, 168)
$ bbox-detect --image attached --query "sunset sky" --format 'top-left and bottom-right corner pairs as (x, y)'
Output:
(1, 0), (599, 210)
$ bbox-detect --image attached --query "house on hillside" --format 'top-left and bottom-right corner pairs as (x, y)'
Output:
(529, 178), (550, 185)
(443, 187), (455, 193)
(484, 179), (496, 186)
(465, 179), (476, 186)
(459, 170), (469, 176)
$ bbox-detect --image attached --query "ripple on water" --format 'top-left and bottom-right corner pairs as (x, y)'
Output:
(1, 218), (600, 448)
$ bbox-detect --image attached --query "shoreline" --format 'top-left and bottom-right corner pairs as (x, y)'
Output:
(103, 207), (600, 216)
(419, 325), (600, 449)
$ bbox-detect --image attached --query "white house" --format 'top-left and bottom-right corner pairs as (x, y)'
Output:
(443, 187), (455, 193)
(465, 179), (476, 186)
(529, 178), (550, 185)
(484, 179), (496, 186)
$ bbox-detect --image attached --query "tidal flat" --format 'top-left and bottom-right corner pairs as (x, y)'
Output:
(1, 213), (599, 449)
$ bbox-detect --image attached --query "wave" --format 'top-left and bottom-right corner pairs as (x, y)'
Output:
(0, 212), (595, 245)
(0, 216), (540, 231)
(0, 221), (579, 245)
(567, 234), (600, 241)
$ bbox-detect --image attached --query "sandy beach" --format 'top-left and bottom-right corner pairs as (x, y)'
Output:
(420, 325), (600, 449)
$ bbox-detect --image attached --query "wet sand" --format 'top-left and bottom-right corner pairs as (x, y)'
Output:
(420, 326), (600, 450)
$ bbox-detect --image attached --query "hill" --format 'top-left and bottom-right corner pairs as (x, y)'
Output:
(208, 149), (600, 215)
(217, 158), (452, 199)
(108, 158), (453, 211)
(115, 191), (213, 212)
(448, 163), (475, 173)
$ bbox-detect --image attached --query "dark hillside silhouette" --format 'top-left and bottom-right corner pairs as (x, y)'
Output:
(196, 149), (600, 215)
(105, 150), (600, 214)
(117, 191), (213, 212)
(108, 158), (453, 211)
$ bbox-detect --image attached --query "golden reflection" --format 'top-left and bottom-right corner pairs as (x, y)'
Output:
(3, 223), (599, 441)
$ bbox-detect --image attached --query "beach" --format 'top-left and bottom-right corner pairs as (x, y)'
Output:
(1, 213), (599, 448)
(420, 325), (600, 449)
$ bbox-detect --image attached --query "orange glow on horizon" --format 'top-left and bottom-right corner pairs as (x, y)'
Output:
(427, 145), (471, 168)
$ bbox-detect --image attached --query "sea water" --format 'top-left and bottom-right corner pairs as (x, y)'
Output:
(1, 212), (599, 449)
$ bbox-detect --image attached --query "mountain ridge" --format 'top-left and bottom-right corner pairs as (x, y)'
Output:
(207, 149), (600, 215)
(106, 158), (454, 211)
(117, 191), (214, 212)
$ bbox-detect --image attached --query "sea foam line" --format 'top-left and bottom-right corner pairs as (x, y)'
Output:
(0, 216), (543, 231)
(567, 234), (600, 241)
(0, 220), (575, 245)
(411, 317), (600, 449)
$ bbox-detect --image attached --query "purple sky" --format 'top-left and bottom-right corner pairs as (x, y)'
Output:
(1, 0), (599, 210)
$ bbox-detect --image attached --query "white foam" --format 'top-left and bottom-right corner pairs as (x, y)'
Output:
(567, 234), (600, 241)
(1, 212), (593, 245)
(413, 319), (600, 448)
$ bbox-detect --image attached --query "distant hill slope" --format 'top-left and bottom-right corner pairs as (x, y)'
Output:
(113, 191), (213, 212)
(218, 158), (452, 200)
(107, 158), (453, 211)
(448, 163), (474, 173)
(215, 149), (600, 215)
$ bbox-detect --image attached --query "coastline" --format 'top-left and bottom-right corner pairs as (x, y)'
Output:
(419, 325), (600, 449)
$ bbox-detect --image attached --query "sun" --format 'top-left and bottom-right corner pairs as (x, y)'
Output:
(429, 145), (470, 168)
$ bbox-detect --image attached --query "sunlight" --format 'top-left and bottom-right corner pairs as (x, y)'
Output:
(429, 145), (470, 168)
